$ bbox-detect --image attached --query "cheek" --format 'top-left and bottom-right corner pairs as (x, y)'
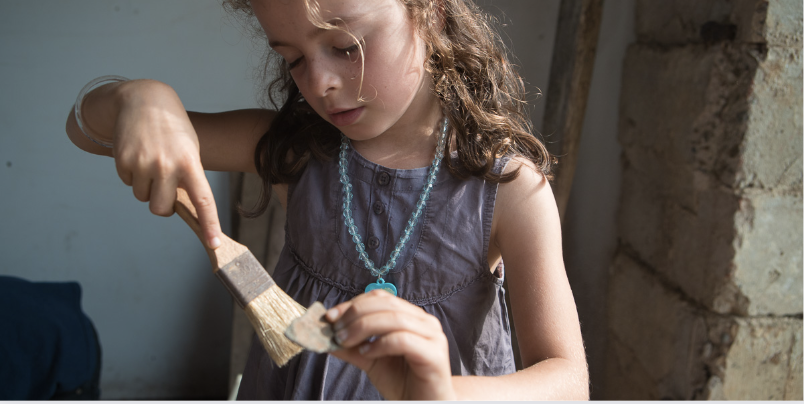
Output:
(363, 39), (427, 100)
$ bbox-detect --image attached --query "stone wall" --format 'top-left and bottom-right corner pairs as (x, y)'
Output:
(604, 0), (802, 399)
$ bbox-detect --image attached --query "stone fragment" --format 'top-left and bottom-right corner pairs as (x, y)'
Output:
(284, 302), (341, 353)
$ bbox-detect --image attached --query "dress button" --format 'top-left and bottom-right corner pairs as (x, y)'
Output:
(377, 171), (391, 185)
(367, 236), (380, 249)
(372, 201), (385, 215)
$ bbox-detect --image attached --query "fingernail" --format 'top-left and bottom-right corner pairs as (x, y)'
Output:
(335, 329), (348, 344)
(210, 237), (221, 248)
(326, 308), (339, 322)
(359, 343), (370, 355)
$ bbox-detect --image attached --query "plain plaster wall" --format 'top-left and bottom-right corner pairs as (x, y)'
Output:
(0, 0), (260, 399)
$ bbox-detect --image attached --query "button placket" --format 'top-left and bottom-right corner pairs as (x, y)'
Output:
(367, 170), (392, 258)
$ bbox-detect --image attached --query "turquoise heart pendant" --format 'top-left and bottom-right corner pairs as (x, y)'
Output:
(364, 279), (397, 296)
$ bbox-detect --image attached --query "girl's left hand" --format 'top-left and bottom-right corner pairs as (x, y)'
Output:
(325, 290), (456, 400)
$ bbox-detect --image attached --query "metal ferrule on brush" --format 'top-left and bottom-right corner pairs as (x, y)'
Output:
(214, 251), (275, 309)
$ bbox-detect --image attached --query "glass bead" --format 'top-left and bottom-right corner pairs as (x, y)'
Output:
(338, 118), (447, 281)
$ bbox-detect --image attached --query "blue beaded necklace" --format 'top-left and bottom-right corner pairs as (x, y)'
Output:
(338, 118), (448, 296)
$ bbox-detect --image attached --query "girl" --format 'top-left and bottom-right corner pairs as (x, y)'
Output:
(65, 0), (588, 399)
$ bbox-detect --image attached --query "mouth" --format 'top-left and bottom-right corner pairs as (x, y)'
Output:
(327, 107), (364, 127)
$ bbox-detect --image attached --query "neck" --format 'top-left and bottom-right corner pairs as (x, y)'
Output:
(350, 87), (444, 170)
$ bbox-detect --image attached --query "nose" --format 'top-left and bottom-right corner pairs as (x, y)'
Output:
(306, 57), (341, 98)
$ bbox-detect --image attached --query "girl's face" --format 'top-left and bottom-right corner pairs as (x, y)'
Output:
(252, 0), (439, 142)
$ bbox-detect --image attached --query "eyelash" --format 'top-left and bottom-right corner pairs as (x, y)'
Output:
(286, 40), (363, 70)
(336, 43), (360, 56)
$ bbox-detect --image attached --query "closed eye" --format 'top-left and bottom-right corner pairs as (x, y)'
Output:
(336, 44), (359, 56)
(336, 37), (365, 61)
(288, 56), (303, 70)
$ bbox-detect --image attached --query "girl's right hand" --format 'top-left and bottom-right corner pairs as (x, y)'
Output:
(71, 79), (222, 249)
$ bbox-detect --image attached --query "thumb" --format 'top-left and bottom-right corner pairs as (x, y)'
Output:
(183, 170), (223, 250)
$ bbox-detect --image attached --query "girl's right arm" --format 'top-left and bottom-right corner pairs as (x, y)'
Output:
(65, 79), (273, 249)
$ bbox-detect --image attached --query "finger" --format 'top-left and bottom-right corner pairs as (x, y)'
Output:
(182, 168), (222, 249)
(131, 175), (152, 202)
(115, 159), (133, 186)
(148, 175), (178, 217)
(333, 309), (441, 349)
(325, 300), (354, 323)
(358, 331), (448, 370)
(328, 345), (375, 371)
(332, 290), (426, 331)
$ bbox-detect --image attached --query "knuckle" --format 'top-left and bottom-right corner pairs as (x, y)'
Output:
(195, 194), (214, 209)
(349, 318), (367, 337)
(133, 189), (149, 202)
(367, 289), (386, 298)
(117, 172), (133, 186)
(153, 155), (175, 174)
(176, 151), (200, 170)
(390, 311), (412, 330)
(394, 332), (414, 348)
(426, 315), (443, 331)
(149, 202), (174, 217)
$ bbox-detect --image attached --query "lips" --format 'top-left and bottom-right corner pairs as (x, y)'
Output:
(327, 107), (364, 127)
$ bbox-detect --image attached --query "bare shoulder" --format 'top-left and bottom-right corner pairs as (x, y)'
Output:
(491, 156), (560, 249)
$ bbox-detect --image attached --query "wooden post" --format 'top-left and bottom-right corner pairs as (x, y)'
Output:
(542, 0), (604, 222)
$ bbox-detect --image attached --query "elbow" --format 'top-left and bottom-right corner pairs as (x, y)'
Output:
(569, 359), (590, 400)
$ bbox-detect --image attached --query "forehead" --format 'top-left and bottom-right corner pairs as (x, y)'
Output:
(252, 0), (398, 41)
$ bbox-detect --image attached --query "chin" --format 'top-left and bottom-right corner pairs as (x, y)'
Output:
(338, 122), (385, 142)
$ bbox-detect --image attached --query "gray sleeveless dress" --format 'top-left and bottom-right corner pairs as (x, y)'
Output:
(237, 149), (516, 400)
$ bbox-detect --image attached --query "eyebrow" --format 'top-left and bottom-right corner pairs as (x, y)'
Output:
(268, 15), (361, 49)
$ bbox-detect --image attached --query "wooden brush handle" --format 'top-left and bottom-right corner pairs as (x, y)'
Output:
(173, 188), (248, 271)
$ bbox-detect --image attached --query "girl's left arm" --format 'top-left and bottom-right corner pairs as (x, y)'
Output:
(452, 158), (589, 400)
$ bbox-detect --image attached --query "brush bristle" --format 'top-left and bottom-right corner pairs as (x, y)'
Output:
(244, 285), (306, 366)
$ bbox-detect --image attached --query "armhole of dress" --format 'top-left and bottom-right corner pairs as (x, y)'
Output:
(481, 155), (513, 275)
(282, 178), (298, 251)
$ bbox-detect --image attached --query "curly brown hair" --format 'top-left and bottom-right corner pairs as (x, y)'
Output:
(224, 0), (553, 217)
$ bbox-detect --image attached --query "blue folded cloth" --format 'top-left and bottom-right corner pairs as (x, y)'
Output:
(0, 275), (100, 399)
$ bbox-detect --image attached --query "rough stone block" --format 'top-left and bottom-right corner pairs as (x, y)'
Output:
(738, 45), (803, 190)
(618, 42), (802, 315)
(603, 252), (727, 399)
(732, 193), (803, 315)
(619, 168), (802, 316)
(718, 318), (803, 399)
(605, 252), (803, 399)
(618, 168), (741, 313)
(734, 0), (803, 46)
(619, 44), (755, 202)
(636, 0), (735, 45)
(636, 0), (802, 47)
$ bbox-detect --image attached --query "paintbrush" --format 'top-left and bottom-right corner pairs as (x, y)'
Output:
(173, 187), (304, 366)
